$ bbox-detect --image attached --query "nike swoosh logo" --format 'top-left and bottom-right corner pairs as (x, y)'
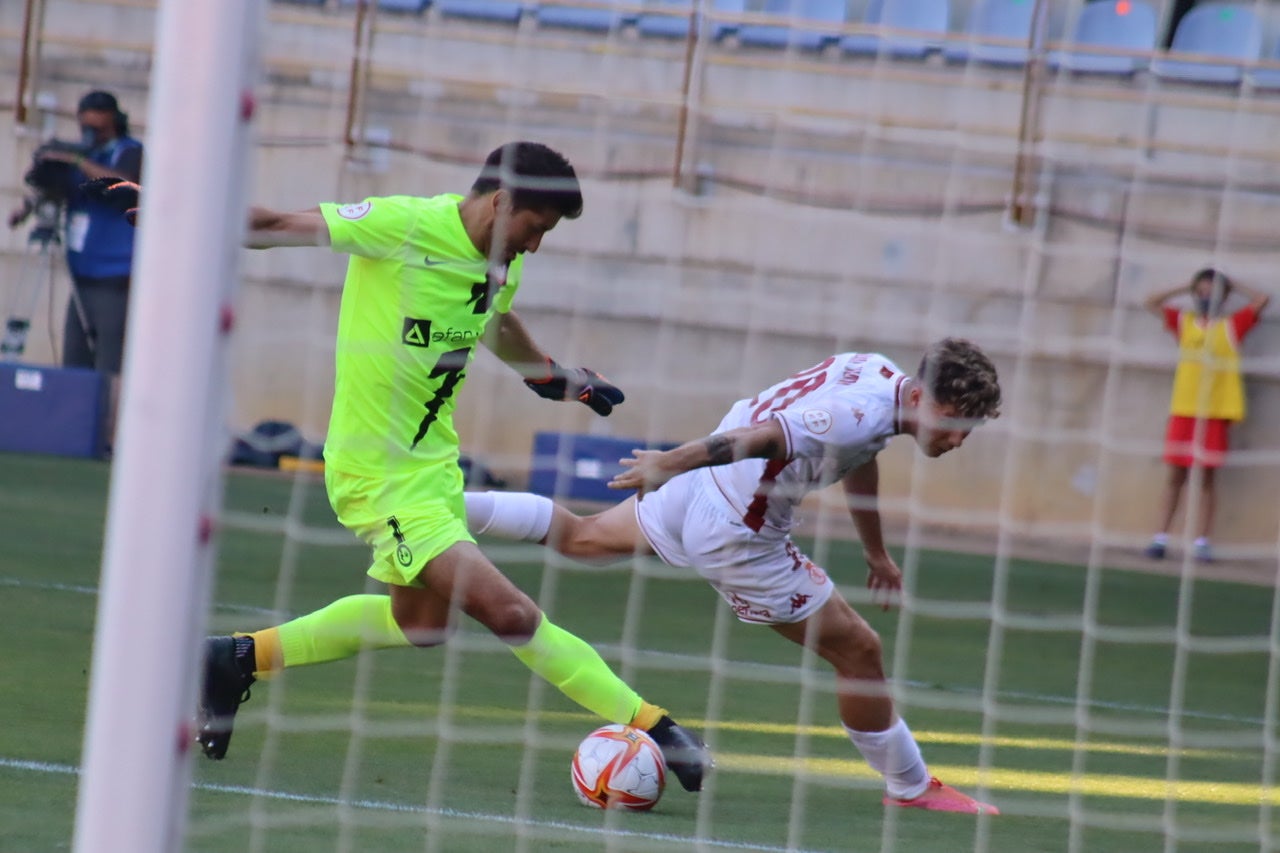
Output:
(423, 256), (446, 267)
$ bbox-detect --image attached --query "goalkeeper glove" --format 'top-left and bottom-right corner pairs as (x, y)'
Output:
(524, 358), (625, 417)
(81, 177), (140, 225)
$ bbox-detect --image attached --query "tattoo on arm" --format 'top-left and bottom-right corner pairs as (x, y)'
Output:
(702, 434), (735, 466)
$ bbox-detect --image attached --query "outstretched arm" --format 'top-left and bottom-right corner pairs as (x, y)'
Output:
(485, 310), (550, 378)
(57, 183), (332, 242)
(842, 459), (901, 610)
(609, 420), (788, 497)
(35, 146), (139, 184)
(1144, 283), (1188, 319)
(488, 310), (625, 416)
(1231, 280), (1271, 315)
(245, 206), (330, 249)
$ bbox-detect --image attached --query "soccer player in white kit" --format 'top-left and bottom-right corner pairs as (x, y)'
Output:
(466, 338), (1003, 813)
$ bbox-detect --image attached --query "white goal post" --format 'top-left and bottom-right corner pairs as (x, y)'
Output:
(71, 1), (259, 851)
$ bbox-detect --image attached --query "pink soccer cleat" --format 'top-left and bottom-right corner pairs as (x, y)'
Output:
(884, 777), (1000, 815)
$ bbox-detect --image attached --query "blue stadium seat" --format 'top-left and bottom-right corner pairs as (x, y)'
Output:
(1150, 3), (1262, 84)
(0, 364), (106, 459)
(338, 0), (431, 12)
(636, 0), (691, 38)
(436, 0), (524, 23)
(1050, 0), (1157, 75)
(535, 1), (637, 32)
(636, 0), (745, 40)
(529, 432), (678, 502)
(736, 0), (847, 51)
(1247, 42), (1280, 90)
(841, 0), (949, 60)
(944, 0), (1035, 66)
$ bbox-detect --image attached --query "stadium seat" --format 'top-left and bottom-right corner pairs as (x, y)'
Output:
(636, 0), (746, 41)
(0, 364), (106, 459)
(736, 0), (847, 51)
(1049, 0), (1157, 75)
(535, 1), (637, 32)
(636, 0), (694, 38)
(529, 432), (678, 502)
(1150, 3), (1262, 85)
(337, 0), (431, 12)
(944, 0), (1035, 66)
(436, 0), (524, 23)
(840, 0), (949, 60)
(1247, 41), (1280, 90)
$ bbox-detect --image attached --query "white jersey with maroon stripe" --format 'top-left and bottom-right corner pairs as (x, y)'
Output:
(703, 352), (905, 537)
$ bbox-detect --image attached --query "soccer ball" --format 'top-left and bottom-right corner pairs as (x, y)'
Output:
(571, 724), (666, 811)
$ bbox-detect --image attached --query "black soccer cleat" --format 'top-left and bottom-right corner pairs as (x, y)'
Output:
(647, 715), (713, 792)
(196, 636), (256, 760)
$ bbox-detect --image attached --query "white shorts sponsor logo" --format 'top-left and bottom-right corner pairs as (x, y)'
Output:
(336, 201), (372, 220)
(802, 408), (833, 434)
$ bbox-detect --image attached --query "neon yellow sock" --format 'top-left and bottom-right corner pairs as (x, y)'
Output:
(272, 594), (410, 670)
(509, 614), (643, 725)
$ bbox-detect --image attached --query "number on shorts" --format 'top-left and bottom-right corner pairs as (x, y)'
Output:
(411, 346), (471, 449)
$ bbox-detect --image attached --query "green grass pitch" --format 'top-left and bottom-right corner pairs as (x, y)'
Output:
(1, 453), (1276, 852)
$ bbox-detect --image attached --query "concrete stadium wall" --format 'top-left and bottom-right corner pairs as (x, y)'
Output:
(2, 1), (1278, 551)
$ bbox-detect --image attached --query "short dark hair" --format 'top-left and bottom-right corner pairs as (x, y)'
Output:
(77, 89), (128, 136)
(917, 338), (1002, 420)
(471, 141), (583, 219)
(1191, 267), (1232, 291)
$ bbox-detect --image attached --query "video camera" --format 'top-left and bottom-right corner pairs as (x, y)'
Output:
(23, 139), (90, 205)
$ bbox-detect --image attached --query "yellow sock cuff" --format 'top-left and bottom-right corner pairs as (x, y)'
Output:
(630, 701), (667, 731)
(242, 628), (283, 677)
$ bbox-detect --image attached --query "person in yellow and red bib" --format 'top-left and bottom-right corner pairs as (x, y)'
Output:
(1144, 269), (1269, 563)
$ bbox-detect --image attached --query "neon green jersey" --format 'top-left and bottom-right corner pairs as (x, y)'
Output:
(319, 194), (523, 477)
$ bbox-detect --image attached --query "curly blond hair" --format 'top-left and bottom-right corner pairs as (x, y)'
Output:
(917, 338), (1002, 420)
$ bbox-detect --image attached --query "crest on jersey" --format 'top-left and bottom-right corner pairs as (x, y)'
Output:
(402, 317), (432, 348)
(336, 201), (372, 220)
(801, 409), (833, 434)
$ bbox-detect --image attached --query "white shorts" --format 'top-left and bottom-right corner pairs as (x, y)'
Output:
(634, 469), (833, 625)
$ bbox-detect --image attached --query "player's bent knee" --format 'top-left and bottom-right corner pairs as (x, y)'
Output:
(827, 624), (885, 677)
(852, 627), (884, 665)
(473, 598), (542, 643)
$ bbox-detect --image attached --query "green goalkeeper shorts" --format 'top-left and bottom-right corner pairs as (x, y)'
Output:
(326, 462), (474, 587)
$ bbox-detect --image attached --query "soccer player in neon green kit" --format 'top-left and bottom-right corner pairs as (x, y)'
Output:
(197, 142), (711, 791)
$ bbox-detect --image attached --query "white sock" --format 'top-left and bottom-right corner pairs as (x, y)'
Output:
(1152, 532), (1169, 545)
(844, 718), (931, 800)
(464, 491), (553, 542)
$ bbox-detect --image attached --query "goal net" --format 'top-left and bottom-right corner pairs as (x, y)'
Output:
(15, 0), (1277, 851)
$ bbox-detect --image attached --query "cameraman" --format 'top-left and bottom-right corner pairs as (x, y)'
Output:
(8, 90), (143, 378)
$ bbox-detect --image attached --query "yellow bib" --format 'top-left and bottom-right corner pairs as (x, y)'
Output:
(1169, 312), (1245, 420)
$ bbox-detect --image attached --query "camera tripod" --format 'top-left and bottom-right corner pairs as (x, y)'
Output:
(1, 198), (92, 361)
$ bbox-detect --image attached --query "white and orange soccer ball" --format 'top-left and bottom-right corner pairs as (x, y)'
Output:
(571, 724), (666, 811)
